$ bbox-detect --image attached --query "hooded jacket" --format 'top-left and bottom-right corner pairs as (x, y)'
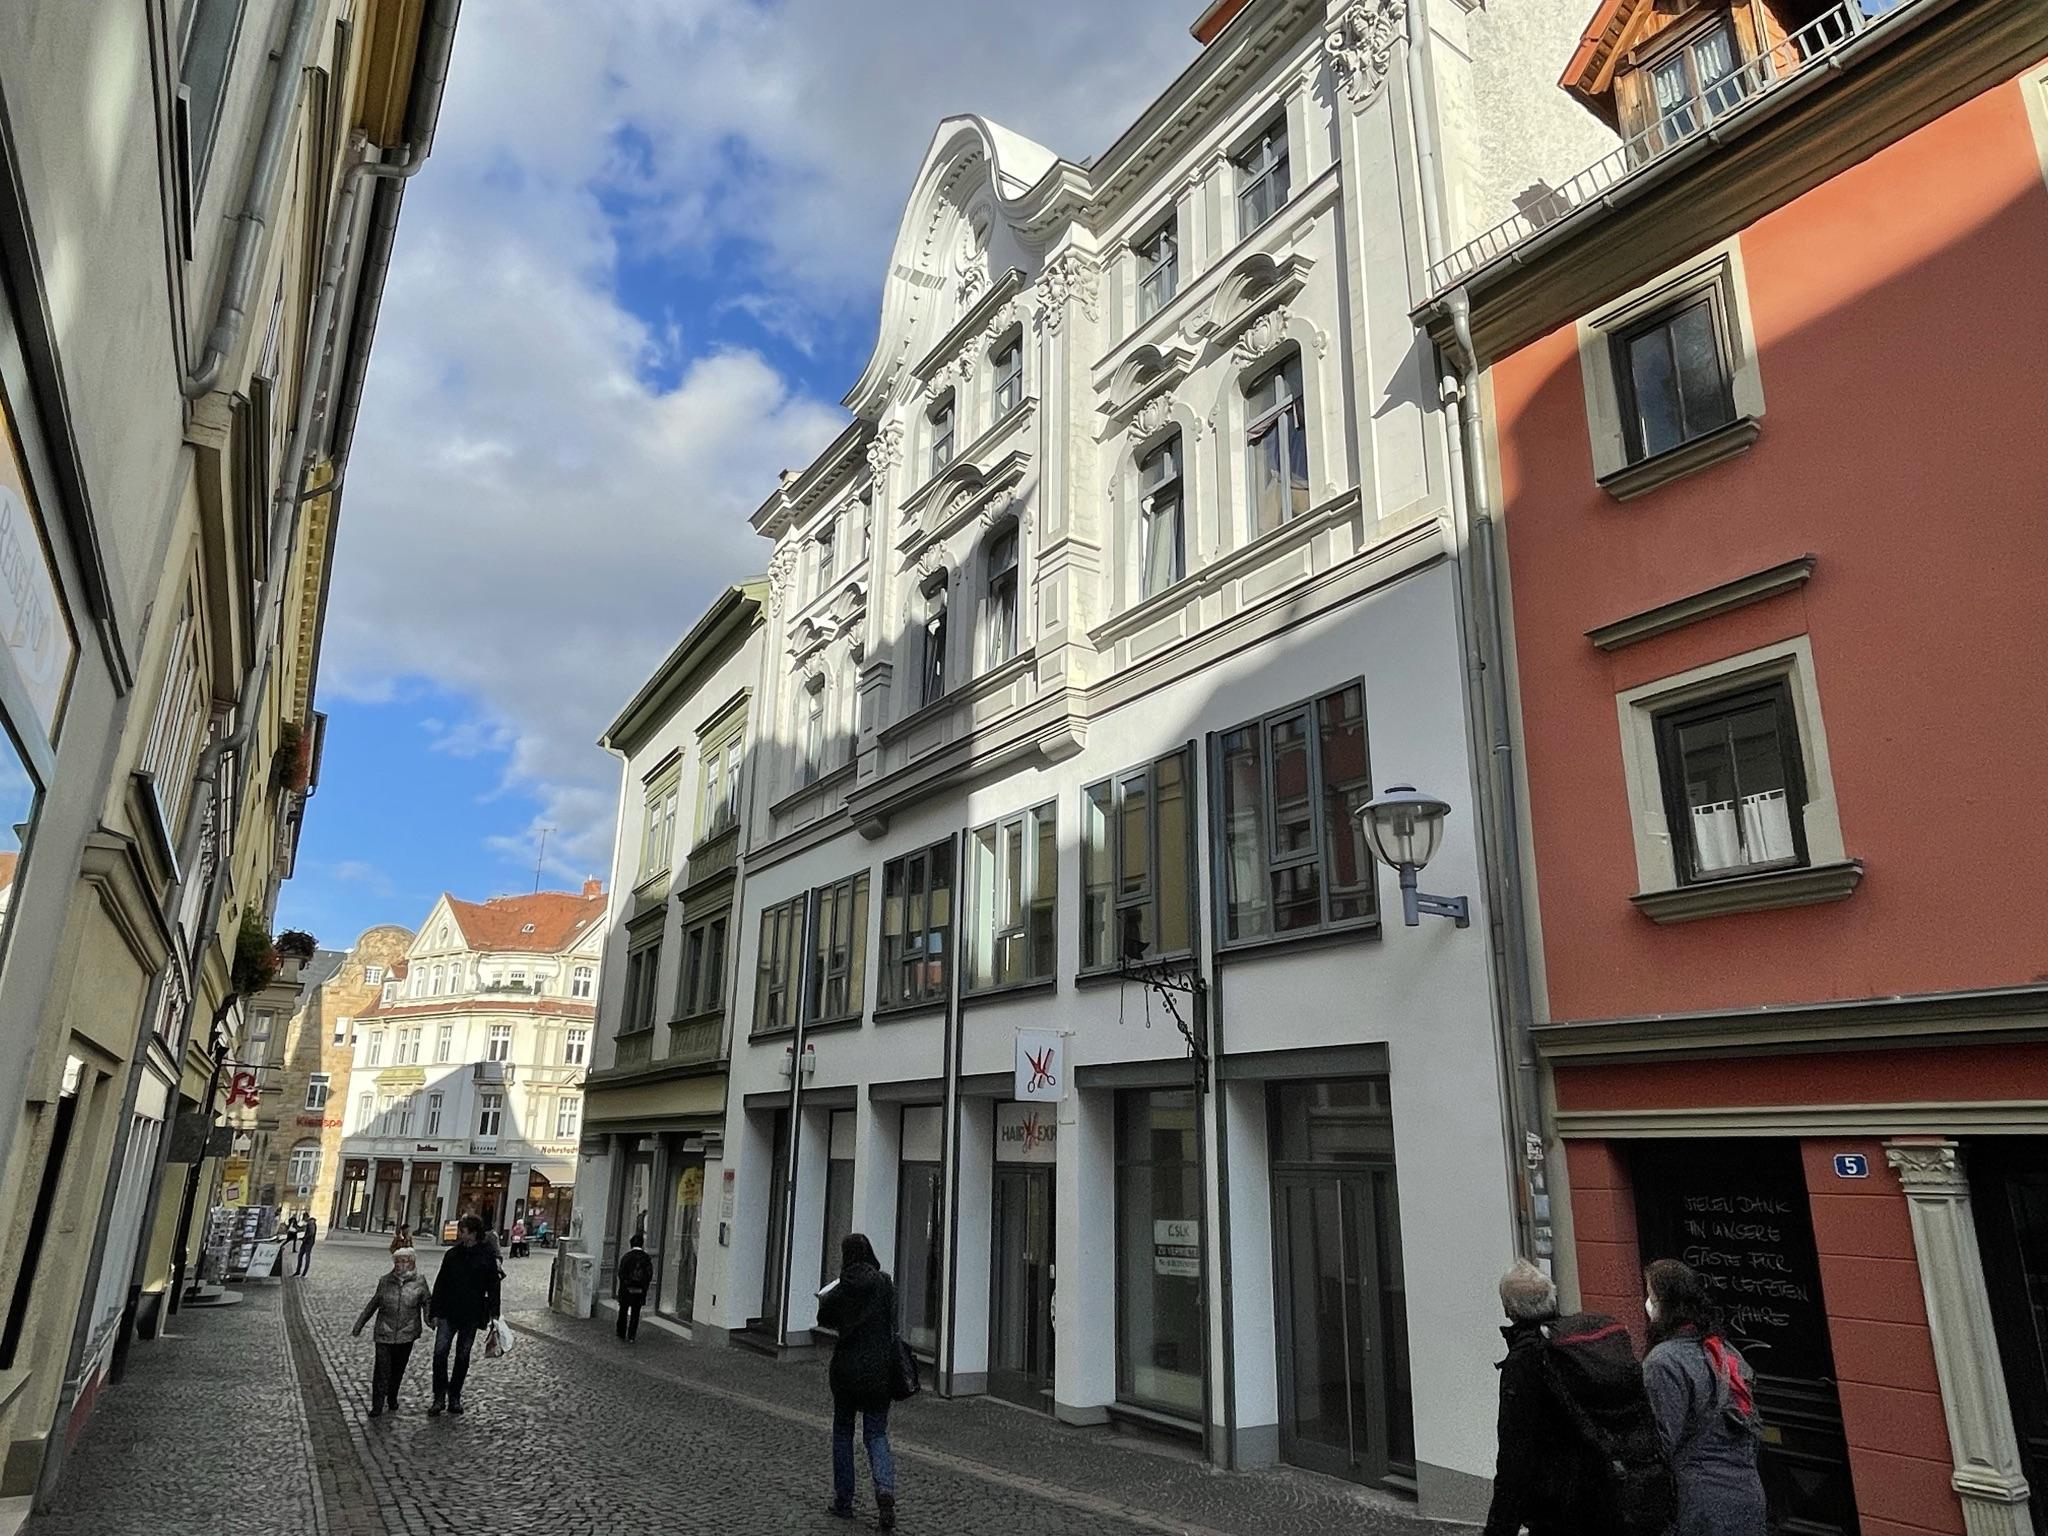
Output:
(816, 1262), (898, 1411)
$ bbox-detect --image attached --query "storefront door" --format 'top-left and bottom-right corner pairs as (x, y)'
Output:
(1630, 1139), (1859, 1536)
(759, 1111), (790, 1332)
(1971, 1137), (2048, 1536)
(663, 1158), (704, 1323)
(1268, 1079), (1414, 1490)
(990, 1163), (1055, 1408)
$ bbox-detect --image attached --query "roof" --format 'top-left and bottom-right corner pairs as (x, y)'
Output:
(1561, 0), (1641, 124)
(301, 948), (349, 992)
(445, 888), (607, 954)
(0, 852), (15, 892)
(602, 583), (768, 754)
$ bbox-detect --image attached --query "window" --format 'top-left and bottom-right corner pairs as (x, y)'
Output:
(364, 966), (384, 985)
(395, 1093), (415, 1137)
(879, 839), (955, 1011)
(928, 394), (956, 477)
(1136, 216), (1179, 322)
(814, 518), (837, 596)
(680, 915), (728, 1017)
(1138, 437), (1185, 599)
(331, 1011), (352, 1043)
(1214, 680), (1376, 947)
(1655, 680), (1808, 884)
(918, 579), (949, 706)
(399, 1026), (422, 1064)
(287, 1144), (320, 1189)
(179, 0), (247, 197)
(304, 1075), (331, 1112)
(571, 964), (594, 1000)
(381, 981), (397, 1006)
(429, 964), (442, 997)
(487, 1024), (512, 1062)
(642, 771), (681, 880)
(247, 1010), (273, 1068)
(1246, 353), (1310, 537)
(555, 1097), (581, 1138)
(412, 970), (425, 998)
(992, 336), (1023, 418)
(982, 525), (1019, 670)
(1642, 19), (1747, 147)
(799, 675), (827, 787)
(444, 962), (462, 995)
(1082, 747), (1196, 971)
(897, 1107), (945, 1357)
(564, 1027), (589, 1066)
(509, 966), (527, 989)
(753, 897), (806, 1034)
(622, 939), (661, 1034)
(357, 1092), (374, 1131)
(1117, 1089), (1203, 1416)
(807, 873), (871, 1024)
(435, 1022), (453, 1062)
(425, 1093), (442, 1135)
(365, 1031), (383, 1067)
(139, 586), (207, 833)
(1235, 116), (1290, 234)
(698, 734), (743, 840)
(1614, 296), (1737, 463)
(968, 803), (1057, 992)
(477, 1092), (503, 1138)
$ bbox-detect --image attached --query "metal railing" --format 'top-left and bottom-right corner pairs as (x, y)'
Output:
(1429, 0), (1903, 293)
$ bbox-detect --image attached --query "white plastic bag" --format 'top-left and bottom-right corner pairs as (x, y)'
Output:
(483, 1317), (515, 1360)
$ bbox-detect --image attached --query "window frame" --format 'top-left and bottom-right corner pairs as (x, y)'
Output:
(477, 1091), (503, 1138)
(1080, 745), (1198, 975)
(435, 1022), (453, 1062)
(991, 334), (1024, 419)
(1610, 293), (1739, 466)
(365, 1030), (383, 1067)
(288, 1144), (321, 1188)
(304, 1075), (331, 1112)
(806, 872), (872, 1026)
(1135, 215), (1180, 322)
(1244, 351), (1311, 539)
(640, 765), (682, 882)
(752, 895), (807, 1037)
(487, 1023), (513, 1062)
(918, 577), (949, 707)
(877, 838), (956, 1014)
(621, 930), (663, 1036)
(679, 912), (729, 1018)
(966, 802), (1058, 995)
(1210, 679), (1379, 952)
(563, 1027), (590, 1066)
(1137, 435), (1186, 599)
(928, 392), (957, 478)
(1234, 115), (1291, 236)
(1651, 677), (1811, 887)
(798, 673), (828, 788)
(982, 523), (1020, 671)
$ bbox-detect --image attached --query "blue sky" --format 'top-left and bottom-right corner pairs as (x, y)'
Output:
(280, 0), (1200, 948)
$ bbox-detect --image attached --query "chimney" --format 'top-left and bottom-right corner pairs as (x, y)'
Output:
(583, 878), (603, 899)
(1191, 0), (1253, 44)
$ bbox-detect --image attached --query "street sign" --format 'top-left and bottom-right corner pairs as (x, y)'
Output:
(1833, 1153), (1870, 1179)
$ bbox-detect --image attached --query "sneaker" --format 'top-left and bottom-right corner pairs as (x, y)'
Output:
(877, 1493), (896, 1530)
(824, 1502), (853, 1520)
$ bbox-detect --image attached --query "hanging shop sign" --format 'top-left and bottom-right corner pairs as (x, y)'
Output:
(1013, 1030), (1065, 1103)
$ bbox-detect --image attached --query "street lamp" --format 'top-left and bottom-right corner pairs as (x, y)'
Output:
(1359, 784), (1470, 928)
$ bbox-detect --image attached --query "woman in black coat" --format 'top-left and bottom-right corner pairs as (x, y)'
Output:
(815, 1233), (899, 1527)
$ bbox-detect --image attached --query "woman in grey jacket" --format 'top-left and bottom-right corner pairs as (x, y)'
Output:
(354, 1247), (433, 1417)
(1642, 1260), (1767, 1536)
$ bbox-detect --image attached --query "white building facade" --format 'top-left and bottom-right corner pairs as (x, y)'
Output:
(335, 887), (607, 1237)
(650, 0), (1613, 1520)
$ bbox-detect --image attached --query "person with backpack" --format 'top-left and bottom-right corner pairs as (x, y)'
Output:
(614, 1235), (653, 1341)
(1483, 1259), (1673, 1536)
(1643, 1259), (1767, 1536)
(815, 1232), (900, 1529)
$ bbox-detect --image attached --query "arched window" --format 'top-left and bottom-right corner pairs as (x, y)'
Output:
(1245, 351), (1309, 538)
(982, 525), (1019, 669)
(1137, 436), (1185, 599)
(919, 577), (949, 706)
(798, 673), (828, 787)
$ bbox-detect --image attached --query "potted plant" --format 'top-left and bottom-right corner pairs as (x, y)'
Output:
(274, 929), (317, 962)
(273, 719), (310, 792)
(230, 909), (280, 996)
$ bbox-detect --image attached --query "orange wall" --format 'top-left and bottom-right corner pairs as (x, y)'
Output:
(1491, 72), (2048, 1023)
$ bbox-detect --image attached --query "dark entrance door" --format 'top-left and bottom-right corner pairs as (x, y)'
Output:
(758, 1110), (791, 1334)
(1970, 1137), (2048, 1536)
(1630, 1139), (1860, 1536)
(989, 1164), (1055, 1408)
(1268, 1079), (1414, 1490)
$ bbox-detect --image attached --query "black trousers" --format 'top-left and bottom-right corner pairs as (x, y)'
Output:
(372, 1341), (414, 1407)
(295, 1242), (314, 1275)
(432, 1320), (476, 1402)
(616, 1298), (643, 1339)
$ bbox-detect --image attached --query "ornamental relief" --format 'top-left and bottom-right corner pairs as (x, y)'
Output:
(1034, 251), (1101, 334)
(1325, 0), (1405, 109)
(1126, 392), (1176, 443)
(767, 545), (798, 610)
(1232, 305), (1293, 367)
(865, 421), (904, 476)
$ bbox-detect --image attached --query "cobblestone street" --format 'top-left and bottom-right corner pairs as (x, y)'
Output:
(29, 1238), (1454, 1535)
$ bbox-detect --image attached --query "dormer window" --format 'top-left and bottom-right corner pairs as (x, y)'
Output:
(991, 337), (1023, 419)
(1639, 18), (1747, 148)
(981, 525), (1019, 670)
(928, 394), (956, 478)
(1136, 216), (1179, 322)
(1234, 117), (1290, 236)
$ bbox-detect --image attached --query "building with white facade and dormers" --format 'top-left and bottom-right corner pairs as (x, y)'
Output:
(335, 885), (608, 1237)
(585, 0), (1619, 1521)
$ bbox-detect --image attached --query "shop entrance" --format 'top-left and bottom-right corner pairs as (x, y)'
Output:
(1268, 1078), (1414, 1490)
(1971, 1137), (2048, 1536)
(990, 1163), (1055, 1408)
(1630, 1139), (1860, 1535)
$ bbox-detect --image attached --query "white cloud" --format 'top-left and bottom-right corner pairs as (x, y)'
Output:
(323, 0), (1201, 879)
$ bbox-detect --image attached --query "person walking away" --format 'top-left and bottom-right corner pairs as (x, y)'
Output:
(1643, 1259), (1767, 1536)
(615, 1237), (652, 1340)
(390, 1223), (412, 1254)
(430, 1214), (502, 1415)
(294, 1214), (318, 1276)
(353, 1247), (432, 1417)
(1484, 1259), (1671, 1536)
(816, 1233), (899, 1528)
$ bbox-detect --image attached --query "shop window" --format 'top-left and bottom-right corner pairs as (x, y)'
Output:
(897, 1106), (945, 1359)
(664, 1160), (705, 1323)
(807, 873), (870, 1024)
(1081, 747), (1195, 972)
(878, 839), (954, 1011)
(752, 895), (805, 1035)
(1116, 1089), (1204, 1418)
(967, 802), (1056, 992)
(821, 1111), (857, 1290)
(1213, 680), (1375, 948)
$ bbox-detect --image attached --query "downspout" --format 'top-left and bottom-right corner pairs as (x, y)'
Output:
(937, 832), (966, 1399)
(776, 892), (815, 1348)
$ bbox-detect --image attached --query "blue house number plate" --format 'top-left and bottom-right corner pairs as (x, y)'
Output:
(1833, 1153), (1870, 1179)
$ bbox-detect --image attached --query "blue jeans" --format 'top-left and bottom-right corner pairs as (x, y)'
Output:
(832, 1395), (894, 1504)
(432, 1319), (477, 1401)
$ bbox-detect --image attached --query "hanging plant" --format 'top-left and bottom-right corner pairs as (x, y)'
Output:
(273, 719), (310, 792)
(231, 908), (280, 995)
(274, 929), (318, 961)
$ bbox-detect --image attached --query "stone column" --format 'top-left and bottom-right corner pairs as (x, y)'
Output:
(364, 1157), (380, 1231)
(509, 1161), (531, 1228)
(1884, 1141), (2033, 1536)
(436, 1159), (456, 1235)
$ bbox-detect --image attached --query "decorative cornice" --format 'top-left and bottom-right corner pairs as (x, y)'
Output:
(1630, 859), (1862, 925)
(1324, 0), (1405, 109)
(1587, 555), (1816, 652)
(1126, 392), (1177, 442)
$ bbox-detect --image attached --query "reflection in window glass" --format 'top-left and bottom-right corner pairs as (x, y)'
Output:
(0, 728), (36, 952)
(1117, 1089), (1204, 1416)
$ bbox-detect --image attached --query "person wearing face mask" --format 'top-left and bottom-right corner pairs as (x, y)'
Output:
(353, 1247), (433, 1418)
(1642, 1259), (1767, 1536)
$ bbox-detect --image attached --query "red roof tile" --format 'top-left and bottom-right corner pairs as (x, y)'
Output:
(445, 888), (606, 955)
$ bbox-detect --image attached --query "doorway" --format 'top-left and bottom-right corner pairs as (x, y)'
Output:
(990, 1163), (1055, 1409)
(1268, 1078), (1414, 1489)
(1970, 1137), (2048, 1536)
(759, 1111), (791, 1333)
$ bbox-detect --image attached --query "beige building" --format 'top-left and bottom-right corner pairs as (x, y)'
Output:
(0, 0), (458, 1508)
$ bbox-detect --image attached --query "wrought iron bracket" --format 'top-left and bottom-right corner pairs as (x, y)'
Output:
(1117, 955), (1210, 1086)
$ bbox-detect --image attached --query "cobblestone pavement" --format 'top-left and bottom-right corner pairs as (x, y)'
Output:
(33, 1236), (1458, 1535)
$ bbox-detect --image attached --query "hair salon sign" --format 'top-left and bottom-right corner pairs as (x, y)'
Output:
(1013, 1029), (1065, 1103)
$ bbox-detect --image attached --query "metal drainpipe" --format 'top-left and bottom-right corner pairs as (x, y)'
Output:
(1447, 286), (1546, 1258)
(937, 832), (966, 1399)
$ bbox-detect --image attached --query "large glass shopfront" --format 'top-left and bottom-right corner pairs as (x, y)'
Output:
(659, 1141), (707, 1323)
(897, 1106), (945, 1359)
(990, 1102), (1056, 1409)
(821, 1112), (856, 1287)
(1116, 1089), (1203, 1419)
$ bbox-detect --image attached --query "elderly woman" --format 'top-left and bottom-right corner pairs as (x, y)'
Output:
(353, 1246), (433, 1418)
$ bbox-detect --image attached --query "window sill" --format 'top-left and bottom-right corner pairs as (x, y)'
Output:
(1215, 917), (1380, 962)
(804, 1013), (866, 1036)
(1599, 417), (1759, 502)
(962, 977), (1058, 1006)
(1074, 954), (1198, 990)
(748, 1025), (797, 1042)
(1630, 859), (1863, 924)
(873, 999), (948, 1024)
(770, 761), (855, 820)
